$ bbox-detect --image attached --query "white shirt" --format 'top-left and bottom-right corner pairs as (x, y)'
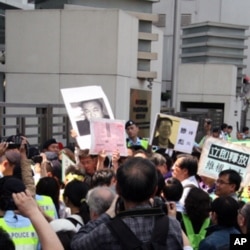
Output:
(179, 175), (199, 208)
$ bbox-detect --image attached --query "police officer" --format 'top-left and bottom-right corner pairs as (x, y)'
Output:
(125, 120), (148, 150)
(0, 177), (39, 249)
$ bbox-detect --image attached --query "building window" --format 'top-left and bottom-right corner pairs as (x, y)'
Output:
(181, 14), (191, 27)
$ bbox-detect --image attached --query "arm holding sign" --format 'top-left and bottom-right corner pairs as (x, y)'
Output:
(111, 149), (120, 173)
(96, 150), (107, 170)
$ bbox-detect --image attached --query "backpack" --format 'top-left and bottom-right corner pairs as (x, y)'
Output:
(107, 207), (169, 250)
(182, 213), (210, 250)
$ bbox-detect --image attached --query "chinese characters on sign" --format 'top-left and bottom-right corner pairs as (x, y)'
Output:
(150, 113), (198, 154)
(198, 137), (250, 182)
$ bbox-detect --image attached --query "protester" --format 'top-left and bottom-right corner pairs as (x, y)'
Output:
(163, 177), (184, 212)
(86, 186), (116, 221)
(36, 176), (62, 218)
(199, 196), (240, 250)
(181, 188), (211, 250)
(237, 202), (250, 234)
(214, 169), (242, 200)
(71, 157), (185, 250)
(172, 154), (199, 209)
(50, 180), (90, 232)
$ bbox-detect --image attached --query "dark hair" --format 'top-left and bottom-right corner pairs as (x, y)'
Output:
(184, 187), (211, 231)
(220, 123), (228, 130)
(219, 169), (242, 191)
(0, 177), (26, 211)
(0, 227), (15, 250)
(36, 177), (60, 217)
(211, 196), (239, 227)
(212, 127), (220, 133)
(92, 169), (116, 187)
(243, 126), (249, 133)
(228, 125), (233, 130)
(65, 165), (85, 181)
(116, 157), (158, 202)
(177, 154), (198, 177)
(155, 169), (165, 196)
(78, 149), (97, 160)
(156, 117), (173, 128)
(81, 99), (103, 110)
(163, 177), (183, 201)
(63, 180), (90, 224)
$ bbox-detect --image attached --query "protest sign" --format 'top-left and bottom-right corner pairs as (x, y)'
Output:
(61, 86), (114, 149)
(89, 118), (127, 156)
(150, 113), (198, 154)
(61, 152), (76, 182)
(198, 137), (250, 185)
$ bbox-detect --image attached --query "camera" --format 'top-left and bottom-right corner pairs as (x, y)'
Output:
(0, 135), (22, 149)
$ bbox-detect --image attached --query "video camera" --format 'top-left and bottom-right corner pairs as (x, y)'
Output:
(1, 135), (22, 149)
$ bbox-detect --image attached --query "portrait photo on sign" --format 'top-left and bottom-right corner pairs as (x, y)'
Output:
(150, 113), (198, 154)
(150, 113), (180, 150)
(71, 98), (110, 136)
(61, 86), (114, 149)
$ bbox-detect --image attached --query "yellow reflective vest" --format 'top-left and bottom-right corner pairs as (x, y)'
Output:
(0, 214), (39, 250)
(36, 194), (58, 219)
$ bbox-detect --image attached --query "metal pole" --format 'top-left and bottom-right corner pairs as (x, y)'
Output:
(171, 0), (181, 110)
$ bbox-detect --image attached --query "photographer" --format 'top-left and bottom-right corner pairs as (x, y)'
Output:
(0, 135), (36, 197)
(71, 157), (184, 250)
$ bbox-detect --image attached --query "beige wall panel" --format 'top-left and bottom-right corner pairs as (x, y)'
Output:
(6, 10), (60, 73)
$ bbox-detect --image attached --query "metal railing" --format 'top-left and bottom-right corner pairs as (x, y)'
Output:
(0, 102), (71, 148)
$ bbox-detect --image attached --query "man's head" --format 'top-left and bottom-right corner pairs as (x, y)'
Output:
(220, 123), (228, 132)
(155, 117), (173, 140)
(0, 177), (26, 211)
(204, 118), (212, 130)
(87, 186), (116, 220)
(42, 138), (59, 154)
(92, 169), (116, 187)
(149, 152), (168, 175)
(210, 196), (239, 227)
(78, 149), (97, 176)
(81, 99), (104, 120)
(215, 169), (242, 197)
(116, 157), (158, 203)
(212, 127), (220, 138)
(227, 125), (233, 134)
(125, 120), (139, 140)
(0, 150), (21, 176)
(172, 154), (198, 182)
(243, 126), (249, 135)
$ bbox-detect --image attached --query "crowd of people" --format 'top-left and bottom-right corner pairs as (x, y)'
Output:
(0, 117), (249, 250)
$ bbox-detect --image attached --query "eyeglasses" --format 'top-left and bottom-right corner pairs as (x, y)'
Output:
(215, 179), (231, 185)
